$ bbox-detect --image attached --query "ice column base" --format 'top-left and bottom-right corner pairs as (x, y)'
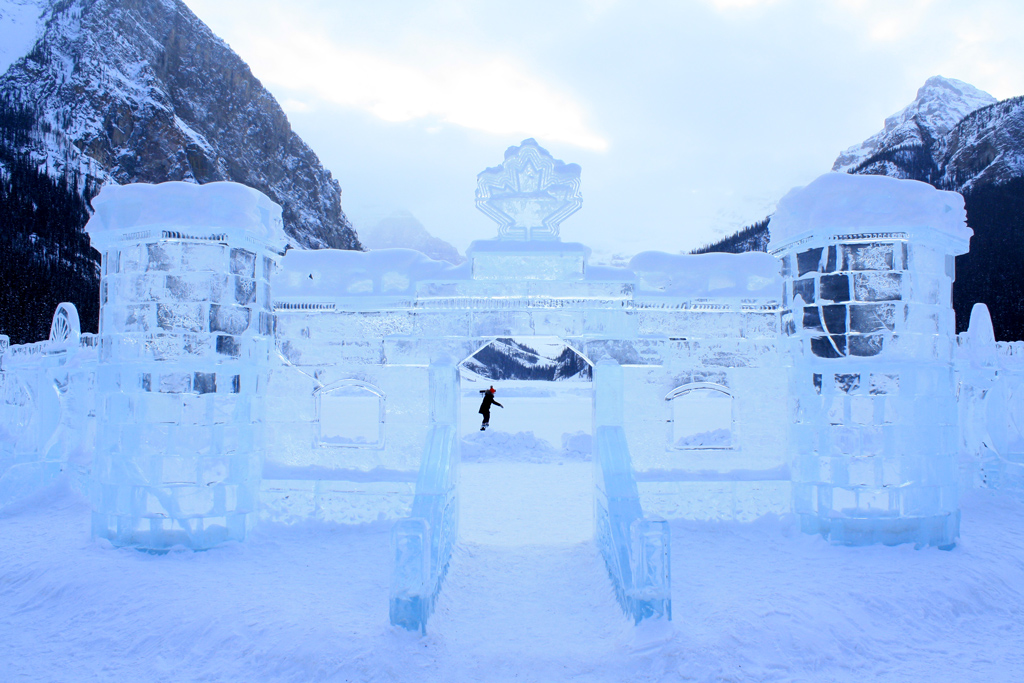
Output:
(799, 511), (960, 549)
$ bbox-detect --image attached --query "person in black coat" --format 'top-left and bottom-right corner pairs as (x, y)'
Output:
(478, 386), (503, 430)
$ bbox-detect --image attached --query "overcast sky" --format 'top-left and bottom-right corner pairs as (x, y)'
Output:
(183, 0), (1023, 258)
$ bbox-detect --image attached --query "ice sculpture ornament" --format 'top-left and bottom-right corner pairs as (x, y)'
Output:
(475, 138), (582, 241)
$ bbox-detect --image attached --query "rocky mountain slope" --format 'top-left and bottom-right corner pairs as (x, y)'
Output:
(0, 0), (362, 343)
(462, 338), (592, 382)
(833, 76), (996, 180)
(939, 96), (1024, 192)
(360, 211), (465, 265)
(0, 0), (359, 250)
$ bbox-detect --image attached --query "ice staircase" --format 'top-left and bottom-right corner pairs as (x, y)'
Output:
(429, 460), (627, 643)
(388, 360), (670, 634)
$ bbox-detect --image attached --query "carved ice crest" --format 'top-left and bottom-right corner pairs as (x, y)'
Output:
(475, 138), (582, 241)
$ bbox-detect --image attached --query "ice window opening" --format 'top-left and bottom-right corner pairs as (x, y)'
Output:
(460, 337), (593, 382)
(315, 381), (385, 447)
(665, 383), (734, 450)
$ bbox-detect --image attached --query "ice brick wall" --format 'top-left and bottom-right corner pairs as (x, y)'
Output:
(261, 307), (427, 524)
(772, 174), (971, 547)
(270, 244), (788, 525)
(85, 182), (285, 550)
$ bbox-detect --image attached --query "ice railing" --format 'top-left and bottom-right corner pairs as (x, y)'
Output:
(390, 361), (460, 634)
(593, 359), (672, 624)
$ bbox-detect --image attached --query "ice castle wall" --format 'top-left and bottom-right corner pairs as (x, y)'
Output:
(956, 303), (1024, 495)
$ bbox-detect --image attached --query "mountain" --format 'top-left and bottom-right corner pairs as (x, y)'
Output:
(831, 79), (1024, 340)
(1, 0), (360, 250)
(462, 338), (592, 382)
(360, 211), (465, 265)
(0, 0), (362, 343)
(939, 96), (1024, 192)
(833, 76), (997, 180)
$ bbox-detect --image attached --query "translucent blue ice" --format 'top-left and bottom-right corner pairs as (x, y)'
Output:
(390, 362), (460, 634)
(593, 360), (671, 623)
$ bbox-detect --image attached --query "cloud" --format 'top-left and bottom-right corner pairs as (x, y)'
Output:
(185, 2), (607, 151)
(703, 0), (782, 9)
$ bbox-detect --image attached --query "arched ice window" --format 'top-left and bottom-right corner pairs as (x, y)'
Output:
(665, 382), (734, 450)
(315, 380), (385, 448)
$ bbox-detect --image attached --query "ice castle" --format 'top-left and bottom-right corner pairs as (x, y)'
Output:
(1, 138), (1016, 631)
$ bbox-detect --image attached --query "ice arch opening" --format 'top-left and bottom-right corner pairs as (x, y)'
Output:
(457, 336), (596, 547)
(665, 382), (734, 450)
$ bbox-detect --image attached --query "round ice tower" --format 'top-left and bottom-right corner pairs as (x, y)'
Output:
(771, 173), (972, 548)
(85, 182), (287, 551)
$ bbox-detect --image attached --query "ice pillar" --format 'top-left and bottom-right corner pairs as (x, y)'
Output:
(773, 174), (971, 548)
(85, 182), (286, 551)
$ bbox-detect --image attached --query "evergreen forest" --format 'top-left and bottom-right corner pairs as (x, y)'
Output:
(0, 99), (101, 345)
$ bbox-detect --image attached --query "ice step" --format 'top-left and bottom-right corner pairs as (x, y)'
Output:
(433, 461), (630, 638)
(459, 462), (594, 546)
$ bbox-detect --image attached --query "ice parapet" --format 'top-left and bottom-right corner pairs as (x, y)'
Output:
(769, 172), (972, 250)
(390, 362), (460, 634)
(593, 360), (671, 623)
(90, 181), (288, 250)
(475, 138), (582, 241)
(956, 304), (1024, 493)
(0, 304), (97, 508)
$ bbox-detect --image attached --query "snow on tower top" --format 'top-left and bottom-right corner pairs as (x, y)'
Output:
(86, 181), (288, 250)
(767, 173), (972, 253)
(475, 138), (582, 241)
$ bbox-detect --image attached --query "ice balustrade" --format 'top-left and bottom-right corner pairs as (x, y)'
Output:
(0, 304), (97, 507)
(390, 361), (460, 634)
(593, 359), (672, 623)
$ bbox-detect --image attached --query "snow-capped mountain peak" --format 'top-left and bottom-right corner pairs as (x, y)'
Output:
(833, 76), (997, 174)
(0, 0), (46, 75)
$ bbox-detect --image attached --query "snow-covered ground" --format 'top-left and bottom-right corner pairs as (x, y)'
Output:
(3, 390), (1024, 682)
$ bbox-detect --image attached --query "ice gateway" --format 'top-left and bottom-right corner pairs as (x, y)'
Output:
(1, 139), (1018, 631)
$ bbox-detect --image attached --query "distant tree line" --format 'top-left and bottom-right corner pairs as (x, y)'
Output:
(691, 217), (770, 255)
(0, 98), (101, 345)
(955, 178), (1024, 340)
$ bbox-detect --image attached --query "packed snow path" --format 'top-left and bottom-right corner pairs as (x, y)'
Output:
(434, 461), (629, 654)
(4, 467), (1024, 680)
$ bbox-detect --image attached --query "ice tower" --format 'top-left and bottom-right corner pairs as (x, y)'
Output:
(771, 173), (972, 547)
(85, 182), (286, 550)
